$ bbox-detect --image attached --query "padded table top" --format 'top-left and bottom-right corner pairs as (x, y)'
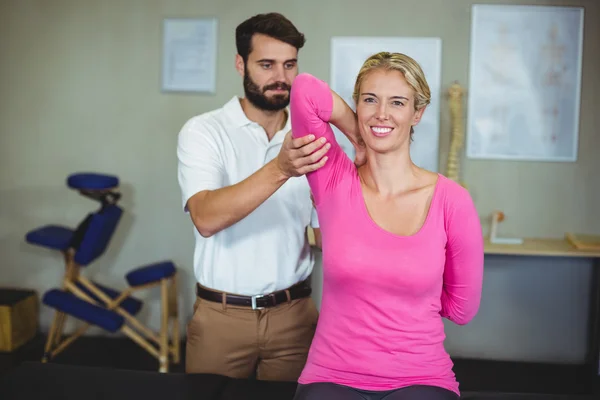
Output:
(0, 362), (595, 400)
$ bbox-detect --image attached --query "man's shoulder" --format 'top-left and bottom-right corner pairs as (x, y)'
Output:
(182, 101), (231, 132)
(178, 97), (239, 143)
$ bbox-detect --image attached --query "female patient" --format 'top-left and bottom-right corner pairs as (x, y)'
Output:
(290, 52), (484, 400)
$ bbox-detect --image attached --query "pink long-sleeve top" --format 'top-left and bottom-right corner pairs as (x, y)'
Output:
(290, 73), (484, 396)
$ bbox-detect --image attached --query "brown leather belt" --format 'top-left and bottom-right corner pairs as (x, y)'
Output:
(196, 281), (312, 309)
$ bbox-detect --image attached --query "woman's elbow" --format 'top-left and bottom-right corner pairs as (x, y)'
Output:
(449, 309), (479, 326)
(290, 73), (323, 109)
(442, 297), (481, 325)
(293, 72), (318, 91)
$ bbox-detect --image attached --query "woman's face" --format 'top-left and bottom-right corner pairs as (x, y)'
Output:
(355, 69), (425, 154)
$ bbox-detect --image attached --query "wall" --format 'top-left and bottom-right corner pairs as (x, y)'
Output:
(1, 0), (598, 363)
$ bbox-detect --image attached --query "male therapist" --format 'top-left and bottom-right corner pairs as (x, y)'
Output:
(177, 12), (328, 381)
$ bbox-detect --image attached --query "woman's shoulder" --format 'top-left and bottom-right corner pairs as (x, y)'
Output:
(436, 173), (468, 194)
(433, 173), (475, 209)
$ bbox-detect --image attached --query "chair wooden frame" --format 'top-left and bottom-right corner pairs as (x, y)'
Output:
(42, 249), (180, 373)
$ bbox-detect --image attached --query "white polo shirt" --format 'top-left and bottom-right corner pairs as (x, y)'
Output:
(177, 96), (318, 296)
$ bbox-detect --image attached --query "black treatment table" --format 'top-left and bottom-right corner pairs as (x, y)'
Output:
(0, 362), (596, 400)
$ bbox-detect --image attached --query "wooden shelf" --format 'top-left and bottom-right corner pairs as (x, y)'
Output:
(309, 227), (600, 258)
(485, 238), (600, 258)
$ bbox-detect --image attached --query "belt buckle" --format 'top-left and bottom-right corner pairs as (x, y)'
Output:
(251, 295), (264, 310)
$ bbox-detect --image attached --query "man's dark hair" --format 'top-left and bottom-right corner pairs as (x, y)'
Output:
(235, 13), (306, 62)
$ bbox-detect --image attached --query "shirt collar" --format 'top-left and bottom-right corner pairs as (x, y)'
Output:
(223, 96), (253, 128)
(223, 96), (291, 144)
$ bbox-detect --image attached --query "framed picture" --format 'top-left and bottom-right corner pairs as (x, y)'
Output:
(466, 5), (584, 161)
(161, 18), (218, 93)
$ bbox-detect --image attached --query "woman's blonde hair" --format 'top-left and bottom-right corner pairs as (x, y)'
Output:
(352, 52), (431, 136)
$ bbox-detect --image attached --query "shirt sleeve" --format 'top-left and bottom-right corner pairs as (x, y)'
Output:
(176, 118), (225, 213)
(289, 73), (354, 206)
(440, 185), (484, 325)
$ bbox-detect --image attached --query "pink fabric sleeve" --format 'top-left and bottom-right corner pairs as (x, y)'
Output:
(441, 187), (485, 325)
(290, 73), (352, 205)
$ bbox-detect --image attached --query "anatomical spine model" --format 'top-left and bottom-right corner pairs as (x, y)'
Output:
(446, 82), (467, 189)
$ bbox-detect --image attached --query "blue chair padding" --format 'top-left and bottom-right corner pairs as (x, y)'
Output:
(67, 173), (119, 190)
(25, 225), (74, 251)
(74, 205), (122, 266)
(42, 289), (124, 333)
(74, 281), (142, 316)
(126, 261), (176, 287)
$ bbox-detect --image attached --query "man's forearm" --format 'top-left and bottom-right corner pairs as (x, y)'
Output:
(188, 159), (287, 237)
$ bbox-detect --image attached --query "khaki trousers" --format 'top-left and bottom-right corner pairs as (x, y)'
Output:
(185, 290), (318, 381)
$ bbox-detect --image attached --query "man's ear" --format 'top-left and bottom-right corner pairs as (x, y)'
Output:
(235, 54), (245, 78)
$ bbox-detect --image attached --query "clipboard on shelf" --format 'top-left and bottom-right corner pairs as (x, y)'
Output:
(565, 232), (600, 251)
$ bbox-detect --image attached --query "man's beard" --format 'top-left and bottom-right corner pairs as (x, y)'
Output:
(243, 71), (291, 111)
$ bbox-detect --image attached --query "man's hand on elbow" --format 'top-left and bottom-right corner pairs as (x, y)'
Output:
(274, 131), (330, 178)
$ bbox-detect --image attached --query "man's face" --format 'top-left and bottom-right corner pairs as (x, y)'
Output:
(238, 34), (299, 111)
